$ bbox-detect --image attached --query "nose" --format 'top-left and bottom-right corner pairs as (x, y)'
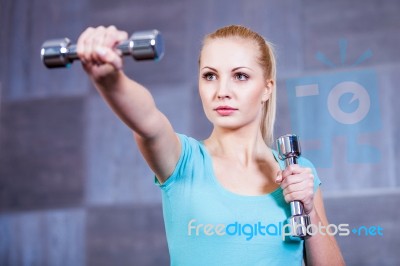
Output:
(216, 77), (232, 99)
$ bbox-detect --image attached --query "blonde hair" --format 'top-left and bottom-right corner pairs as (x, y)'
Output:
(199, 25), (277, 146)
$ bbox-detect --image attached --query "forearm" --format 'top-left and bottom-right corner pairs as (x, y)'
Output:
(304, 210), (345, 266)
(93, 70), (164, 138)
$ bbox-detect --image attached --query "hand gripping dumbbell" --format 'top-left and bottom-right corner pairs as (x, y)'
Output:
(276, 134), (311, 240)
(41, 29), (164, 68)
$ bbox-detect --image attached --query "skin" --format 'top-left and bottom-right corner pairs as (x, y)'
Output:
(199, 37), (279, 196)
(76, 25), (345, 265)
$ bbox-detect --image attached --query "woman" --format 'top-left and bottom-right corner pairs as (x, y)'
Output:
(77, 25), (344, 265)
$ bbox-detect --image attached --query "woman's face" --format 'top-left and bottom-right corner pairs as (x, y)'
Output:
(199, 37), (272, 132)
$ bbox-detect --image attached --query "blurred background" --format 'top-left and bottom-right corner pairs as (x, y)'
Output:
(0, 0), (399, 265)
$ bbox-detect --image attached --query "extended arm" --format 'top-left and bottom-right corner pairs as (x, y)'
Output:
(76, 26), (180, 183)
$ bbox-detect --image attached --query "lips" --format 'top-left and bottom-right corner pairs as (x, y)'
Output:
(214, 106), (238, 116)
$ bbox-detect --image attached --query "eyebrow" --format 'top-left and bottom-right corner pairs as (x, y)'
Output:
(201, 66), (218, 72)
(232, 66), (253, 72)
(201, 66), (254, 72)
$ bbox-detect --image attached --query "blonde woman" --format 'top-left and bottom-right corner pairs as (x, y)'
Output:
(77, 25), (344, 265)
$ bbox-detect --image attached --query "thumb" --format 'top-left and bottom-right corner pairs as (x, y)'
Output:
(275, 171), (282, 184)
(96, 47), (123, 70)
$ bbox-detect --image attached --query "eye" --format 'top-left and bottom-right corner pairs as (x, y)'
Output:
(234, 72), (249, 81)
(202, 72), (217, 81)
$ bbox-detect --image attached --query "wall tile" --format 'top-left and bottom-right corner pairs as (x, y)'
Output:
(86, 0), (188, 88)
(84, 95), (154, 205)
(0, 0), (91, 100)
(0, 96), (85, 212)
(303, 0), (400, 71)
(84, 84), (190, 205)
(86, 205), (168, 266)
(184, 0), (305, 84)
(324, 191), (400, 265)
(0, 208), (85, 266)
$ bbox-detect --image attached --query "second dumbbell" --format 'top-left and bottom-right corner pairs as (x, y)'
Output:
(41, 29), (164, 68)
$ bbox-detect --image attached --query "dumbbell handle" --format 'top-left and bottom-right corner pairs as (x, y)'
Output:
(41, 29), (164, 68)
(58, 42), (130, 61)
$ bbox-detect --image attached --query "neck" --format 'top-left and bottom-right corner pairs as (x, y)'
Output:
(205, 126), (271, 167)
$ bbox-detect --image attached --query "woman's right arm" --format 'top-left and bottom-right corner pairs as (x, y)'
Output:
(76, 25), (180, 184)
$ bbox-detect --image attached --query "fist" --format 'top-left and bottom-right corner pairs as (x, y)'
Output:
(275, 165), (315, 215)
(76, 25), (128, 79)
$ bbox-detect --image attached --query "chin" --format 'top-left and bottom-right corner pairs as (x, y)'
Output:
(209, 117), (244, 130)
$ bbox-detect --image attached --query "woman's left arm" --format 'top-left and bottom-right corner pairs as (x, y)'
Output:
(277, 165), (345, 265)
(304, 188), (345, 265)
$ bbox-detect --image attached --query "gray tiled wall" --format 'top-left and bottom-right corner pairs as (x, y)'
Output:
(0, 97), (85, 212)
(1, 0), (399, 265)
(0, 208), (85, 266)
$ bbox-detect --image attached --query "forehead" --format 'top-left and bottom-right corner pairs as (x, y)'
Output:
(200, 37), (260, 68)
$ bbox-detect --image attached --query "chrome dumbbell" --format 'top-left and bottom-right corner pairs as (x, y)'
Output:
(276, 134), (311, 240)
(41, 29), (164, 68)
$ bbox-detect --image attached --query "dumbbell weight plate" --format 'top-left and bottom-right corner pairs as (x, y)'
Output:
(41, 38), (76, 68)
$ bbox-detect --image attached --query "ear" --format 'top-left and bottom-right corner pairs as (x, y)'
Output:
(262, 79), (274, 102)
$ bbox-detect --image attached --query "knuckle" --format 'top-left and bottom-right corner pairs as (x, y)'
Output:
(83, 37), (91, 46)
(282, 169), (291, 179)
(307, 190), (314, 199)
(86, 27), (95, 33)
(282, 169), (288, 176)
(287, 174), (295, 183)
(121, 31), (129, 40)
(300, 191), (306, 200)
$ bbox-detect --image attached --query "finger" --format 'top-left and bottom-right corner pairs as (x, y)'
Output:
(282, 180), (313, 197)
(283, 189), (313, 204)
(280, 173), (314, 190)
(90, 26), (107, 63)
(82, 27), (100, 64)
(284, 192), (315, 214)
(282, 165), (312, 178)
(283, 164), (309, 174)
(95, 46), (123, 70)
(103, 25), (128, 49)
(76, 27), (95, 63)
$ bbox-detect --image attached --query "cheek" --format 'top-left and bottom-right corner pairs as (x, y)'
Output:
(198, 86), (212, 114)
(199, 82), (214, 102)
(241, 87), (264, 106)
(239, 88), (265, 116)
(198, 86), (207, 104)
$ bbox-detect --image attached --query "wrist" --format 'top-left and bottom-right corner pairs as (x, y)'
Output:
(307, 208), (320, 224)
(95, 69), (126, 92)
